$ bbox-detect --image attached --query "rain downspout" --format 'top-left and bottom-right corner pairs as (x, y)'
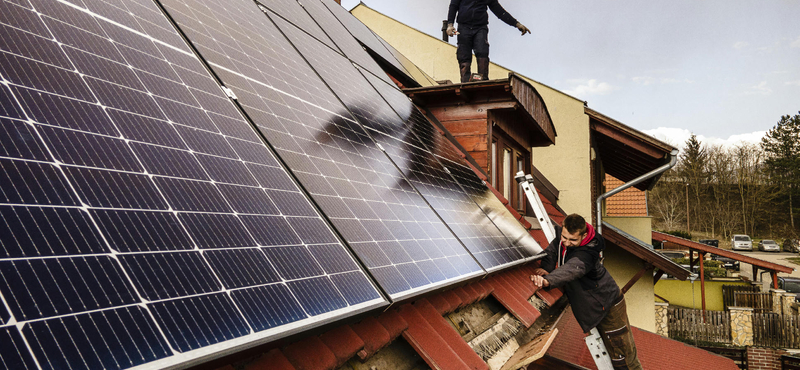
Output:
(596, 149), (679, 235)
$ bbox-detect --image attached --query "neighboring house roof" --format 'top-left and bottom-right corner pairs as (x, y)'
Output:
(653, 231), (794, 274)
(602, 223), (691, 280)
(404, 74), (557, 147)
(604, 174), (648, 217)
(586, 107), (677, 191)
(545, 306), (740, 370)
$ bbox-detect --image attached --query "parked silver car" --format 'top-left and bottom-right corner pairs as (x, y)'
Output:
(731, 234), (753, 251)
(758, 239), (780, 252)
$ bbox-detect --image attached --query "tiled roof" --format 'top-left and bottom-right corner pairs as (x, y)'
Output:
(603, 174), (648, 217)
(545, 306), (740, 370)
(227, 264), (561, 370)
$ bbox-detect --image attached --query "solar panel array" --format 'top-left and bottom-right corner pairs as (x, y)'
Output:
(0, 0), (543, 368)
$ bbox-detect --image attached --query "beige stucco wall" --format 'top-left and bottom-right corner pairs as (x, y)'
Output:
(605, 217), (653, 243)
(351, 5), (592, 221)
(603, 243), (656, 332)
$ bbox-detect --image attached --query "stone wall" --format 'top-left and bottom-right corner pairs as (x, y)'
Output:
(729, 307), (754, 347)
(654, 302), (668, 337)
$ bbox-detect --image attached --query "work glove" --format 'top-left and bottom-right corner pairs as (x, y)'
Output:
(446, 23), (458, 37)
(516, 22), (531, 36)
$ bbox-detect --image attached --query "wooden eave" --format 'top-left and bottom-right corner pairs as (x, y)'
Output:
(404, 74), (556, 147)
(602, 223), (691, 280)
(586, 107), (677, 190)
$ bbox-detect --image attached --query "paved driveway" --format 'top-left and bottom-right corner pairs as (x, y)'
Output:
(735, 250), (800, 283)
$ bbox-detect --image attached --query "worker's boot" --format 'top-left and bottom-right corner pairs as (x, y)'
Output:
(459, 62), (471, 83)
(477, 57), (490, 81)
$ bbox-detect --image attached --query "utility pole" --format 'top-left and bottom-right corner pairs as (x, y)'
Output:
(686, 183), (690, 235)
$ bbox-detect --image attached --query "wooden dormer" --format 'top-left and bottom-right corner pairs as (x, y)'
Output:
(404, 74), (556, 215)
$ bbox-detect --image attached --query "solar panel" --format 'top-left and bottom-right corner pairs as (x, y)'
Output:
(268, 11), (540, 270)
(318, 0), (419, 84)
(0, 0), (384, 369)
(361, 72), (544, 268)
(374, 35), (438, 87)
(292, 0), (397, 86)
(160, 0), (484, 300)
(363, 74), (544, 261)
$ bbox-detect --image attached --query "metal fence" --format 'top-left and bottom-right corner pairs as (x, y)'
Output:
(667, 307), (731, 344)
(753, 312), (800, 348)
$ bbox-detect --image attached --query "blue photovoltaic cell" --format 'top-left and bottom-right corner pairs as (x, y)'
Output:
(0, 326), (38, 370)
(0, 0), (384, 369)
(271, 13), (539, 270)
(367, 73), (543, 262)
(161, 0), (484, 299)
(318, 0), (416, 82)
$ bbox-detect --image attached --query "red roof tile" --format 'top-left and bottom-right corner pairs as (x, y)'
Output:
(283, 337), (337, 370)
(377, 309), (408, 340)
(487, 276), (541, 327)
(428, 293), (454, 315)
(603, 174), (648, 217)
(351, 317), (392, 360)
(243, 349), (296, 370)
(414, 299), (489, 370)
(319, 326), (364, 367)
(546, 306), (739, 370)
(398, 303), (471, 370)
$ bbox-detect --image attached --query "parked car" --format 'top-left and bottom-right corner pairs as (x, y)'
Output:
(784, 239), (800, 253)
(778, 277), (800, 302)
(710, 254), (739, 270)
(699, 239), (719, 248)
(731, 234), (753, 251)
(758, 239), (780, 252)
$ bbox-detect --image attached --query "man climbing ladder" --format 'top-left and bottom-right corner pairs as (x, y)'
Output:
(445, 0), (530, 82)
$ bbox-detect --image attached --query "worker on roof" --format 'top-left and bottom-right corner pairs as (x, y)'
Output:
(445, 0), (530, 83)
(531, 214), (642, 370)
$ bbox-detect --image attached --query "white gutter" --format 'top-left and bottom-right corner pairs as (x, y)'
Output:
(596, 149), (679, 234)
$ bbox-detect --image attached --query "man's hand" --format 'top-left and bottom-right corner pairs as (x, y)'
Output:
(516, 22), (531, 36)
(531, 274), (549, 288)
(531, 268), (548, 276)
(446, 23), (458, 37)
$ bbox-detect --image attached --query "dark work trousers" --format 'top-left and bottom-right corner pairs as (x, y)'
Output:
(596, 295), (642, 370)
(456, 26), (489, 63)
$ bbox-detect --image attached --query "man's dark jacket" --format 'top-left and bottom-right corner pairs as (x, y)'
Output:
(541, 225), (621, 333)
(447, 0), (518, 28)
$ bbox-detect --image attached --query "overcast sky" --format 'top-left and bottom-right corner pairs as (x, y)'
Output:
(341, 0), (799, 149)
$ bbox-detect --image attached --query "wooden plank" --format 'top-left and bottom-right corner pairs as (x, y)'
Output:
(441, 119), (488, 137)
(499, 328), (558, 370)
(455, 135), (488, 151)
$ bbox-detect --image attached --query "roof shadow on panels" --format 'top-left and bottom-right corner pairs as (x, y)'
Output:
(264, 9), (543, 269)
(0, 0), (384, 369)
(160, 0), (487, 300)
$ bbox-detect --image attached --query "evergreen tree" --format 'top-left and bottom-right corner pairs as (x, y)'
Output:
(679, 134), (707, 233)
(761, 112), (800, 232)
